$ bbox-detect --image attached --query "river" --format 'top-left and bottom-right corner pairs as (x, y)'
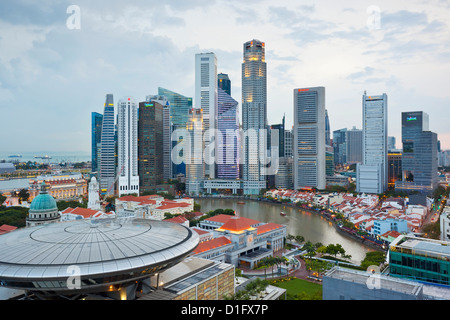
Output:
(195, 198), (373, 265)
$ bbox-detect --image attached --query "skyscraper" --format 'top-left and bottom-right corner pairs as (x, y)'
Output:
(293, 87), (326, 190)
(195, 52), (218, 179)
(346, 127), (362, 164)
(333, 128), (347, 166)
(217, 87), (240, 179)
(99, 94), (116, 195)
(117, 97), (139, 196)
(91, 112), (103, 173)
(218, 73), (231, 96)
(148, 94), (172, 183)
(357, 92), (388, 194)
(325, 109), (331, 146)
(186, 108), (204, 196)
(158, 87), (193, 178)
(242, 39), (267, 195)
(138, 99), (164, 193)
(395, 111), (438, 193)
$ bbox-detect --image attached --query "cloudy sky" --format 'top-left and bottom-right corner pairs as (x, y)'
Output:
(1, 0), (450, 157)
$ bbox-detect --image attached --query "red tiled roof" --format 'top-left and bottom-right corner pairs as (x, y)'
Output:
(192, 236), (232, 254)
(165, 216), (188, 224)
(0, 224), (17, 235)
(217, 217), (255, 232)
(256, 222), (284, 235)
(61, 207), (101, 218)
(381, 230), (402, 238)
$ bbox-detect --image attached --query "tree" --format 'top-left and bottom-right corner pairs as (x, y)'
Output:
(18, 189), (29, 203)
(0, 194), (6, 206)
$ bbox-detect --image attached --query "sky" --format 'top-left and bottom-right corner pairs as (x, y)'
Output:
(1, 0), (450, 156)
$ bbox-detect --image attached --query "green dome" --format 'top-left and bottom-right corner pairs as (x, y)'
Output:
(30, 182), (57, 212)
(30, 193), (57, 212)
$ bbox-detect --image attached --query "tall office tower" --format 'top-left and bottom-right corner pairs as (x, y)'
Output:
(395, 111), (438, 193)
(158, 87), (193, 178)
(326, 145), (335, 176)
(186, 108), (205, 195)
(357, 92), (388, 194)
(388, 151), (402, 190)
(99, 94), (116, 195)
(325, 109), (331, 146)
(284, 129), (293, 158)
(91, 112), (103, 173)
(293, 87), (326, 190)
(217, 87), (240, 179)
(138, 99), (164, 193)
(117, 97), (139, 196)
(242, 39), (267, 195)
(388, 136), (397, 151)
(195, 52), (218, 179)
(346, 127), (363, 164)
(270, 115), (286, 158)
(333, 128), (347, 166)
(147, 95), (173, 183)
(218, 73), (231, 96)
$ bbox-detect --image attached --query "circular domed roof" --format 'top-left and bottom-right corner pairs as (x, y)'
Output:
(29, 182), (57, 212)
(0, 217), (199, 293)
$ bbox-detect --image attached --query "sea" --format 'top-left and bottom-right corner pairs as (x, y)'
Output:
(0, 151), (91, 164)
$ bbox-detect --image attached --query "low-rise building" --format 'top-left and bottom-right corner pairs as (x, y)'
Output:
(193, 214), (287, 269)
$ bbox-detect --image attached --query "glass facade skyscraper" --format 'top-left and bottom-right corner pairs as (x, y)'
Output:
(217, 87), (239, 179)
(158, 87), (193, 178)
(218, 73), (231, 96)
(99, 94), (116, 195)
(91, 112), (103, 173)
(395, 111), (438, 193)
(293, 87), (326, 190)
(242, 39), (267, 195)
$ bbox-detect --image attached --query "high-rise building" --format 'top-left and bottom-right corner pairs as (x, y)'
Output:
(388, 151), (402, 190)
(284, 129), (293, 158)
(99, 94), (116, 195)
(333, 128), (347, 166)
(217, 87), (240, 179)
(195, 52), (218, 179)
(325, 109), (331, 146)
(395, 111), (438, 193)
(388, 136), (397, 151)
(357, 93), (388, 194)
(346, 127), (362, 164)
(218, 73), (231, 96)
(293, 87), (326, 190)
(91, 112), (103, 173)
(158, 87), (193, 178)
(186, 108), (204, 196)
(147, 95), (172, 183)
(242, 39), (267, 195)
(138, 99), (164, 193)
(117, 97), (139, 196)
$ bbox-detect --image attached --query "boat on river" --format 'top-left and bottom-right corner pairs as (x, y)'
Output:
(280, 212), (286, 216)
(237, 201), (246, 204)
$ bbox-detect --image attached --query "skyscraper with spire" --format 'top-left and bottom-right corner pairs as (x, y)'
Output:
(242, 39), (267, 195)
